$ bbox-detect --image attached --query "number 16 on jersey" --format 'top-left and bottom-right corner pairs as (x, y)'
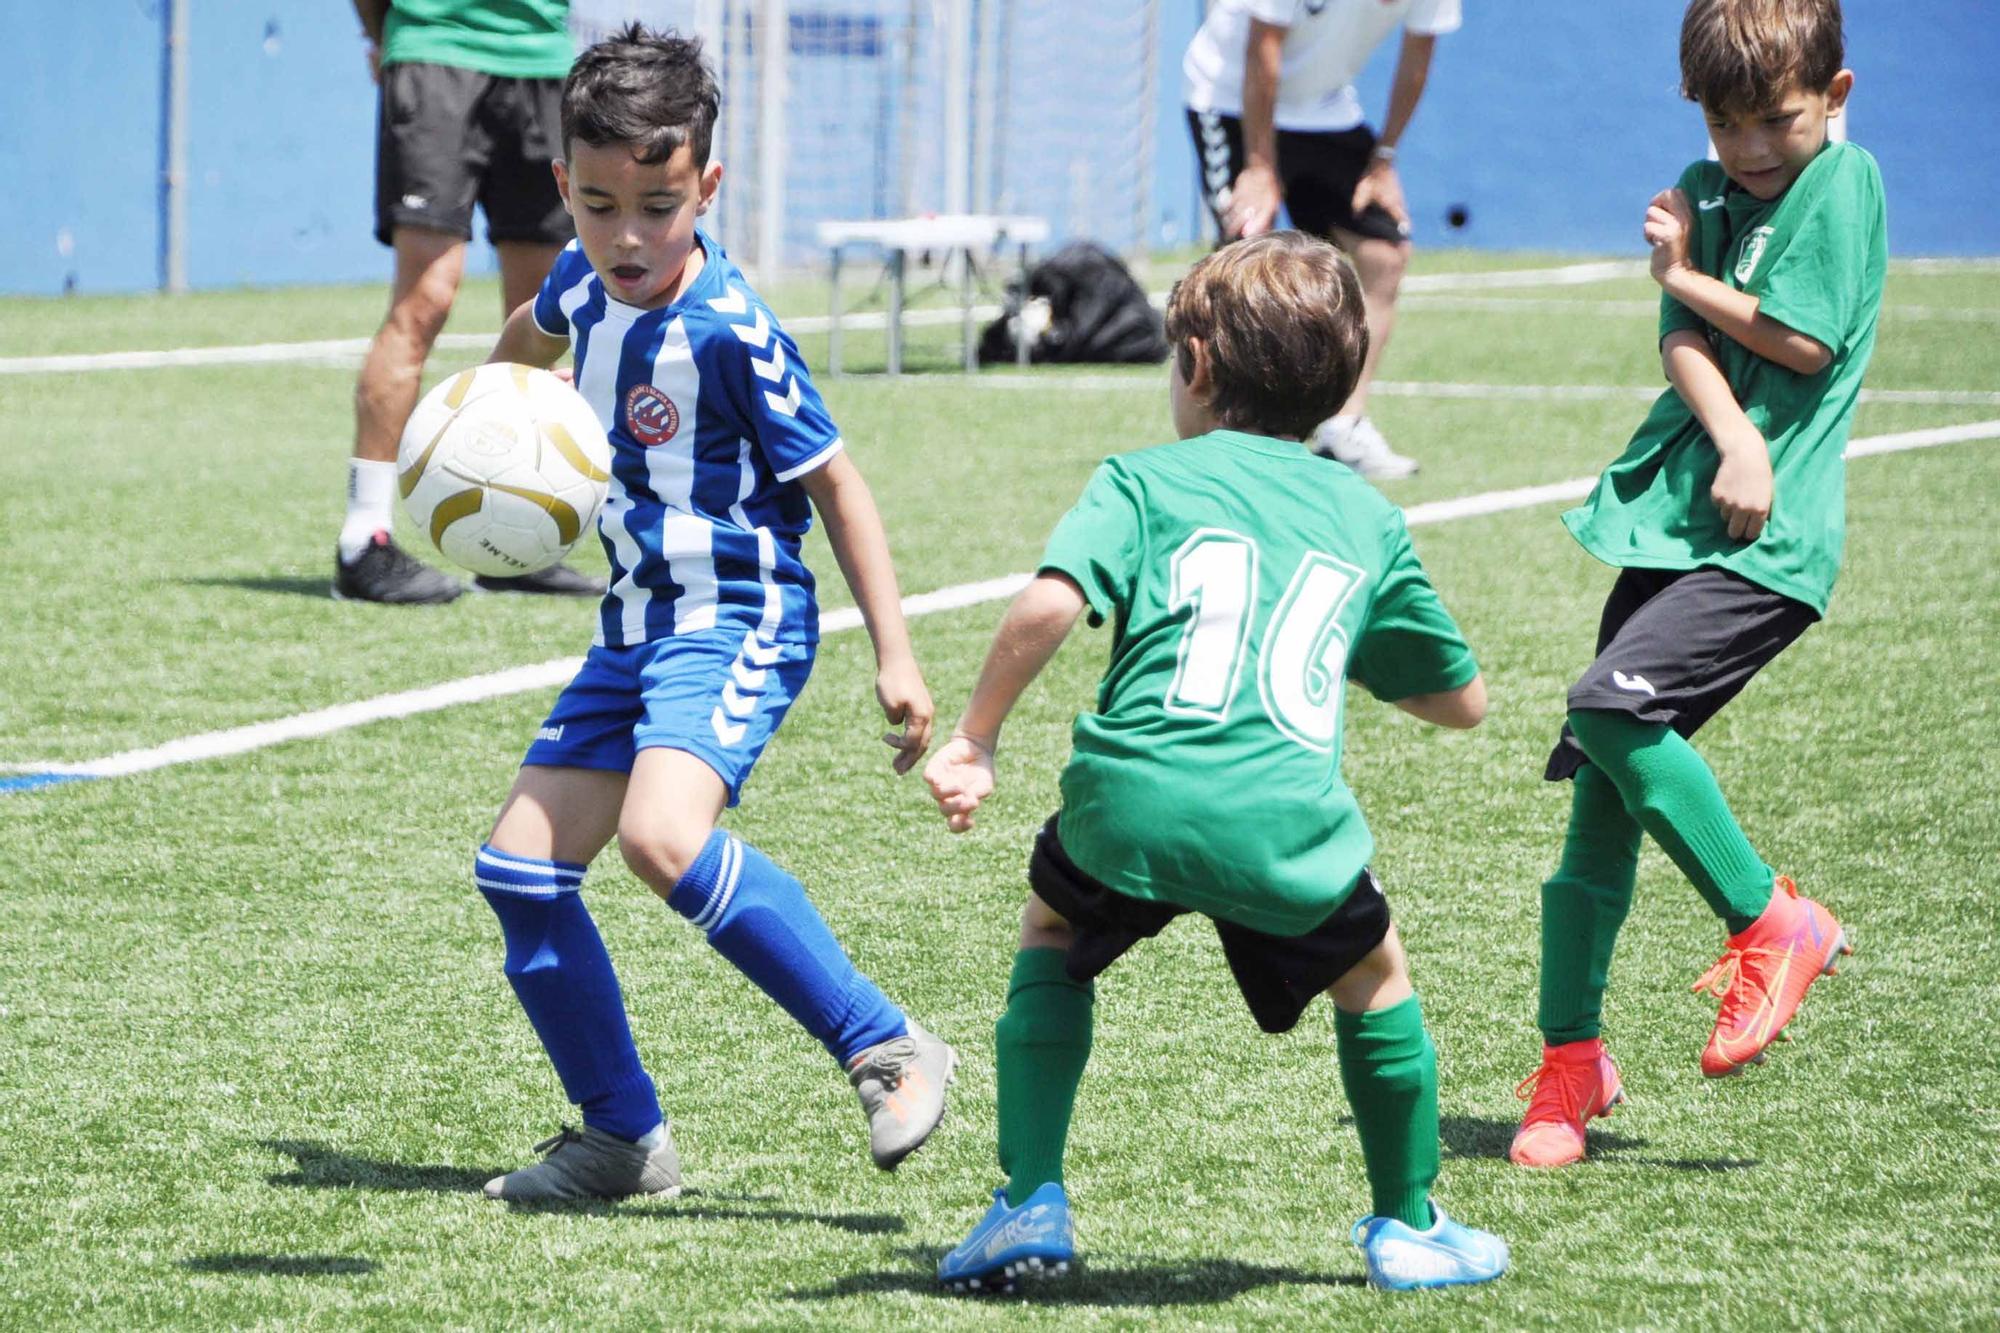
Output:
(1165, 528), (1366, 753)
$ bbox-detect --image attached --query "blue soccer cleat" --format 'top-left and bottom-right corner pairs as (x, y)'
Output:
(1351, 1201), (1509, 1291)
(937, 1182), (1076, 1293)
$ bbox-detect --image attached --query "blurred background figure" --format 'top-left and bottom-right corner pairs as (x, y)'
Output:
(1184, 0), (1460, 480)
(337, 0), (603, 604)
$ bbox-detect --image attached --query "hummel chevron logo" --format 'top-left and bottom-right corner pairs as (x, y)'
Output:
(706, 286), (749, 316)
(730, 307), (772, 349)
(1612, 670), (1657, 696)
(739, 632), (783, 667)
(710, 707), (748, 746)
(764, 378), (802, 417)
(732, 659), (769, 692)
(720, 680), (758, 718)
(750, 346), (785, 382)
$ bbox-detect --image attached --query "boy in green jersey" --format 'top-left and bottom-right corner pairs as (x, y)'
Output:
(1510, 0), (1882, 1170)
(923, 232), (1507, 1294)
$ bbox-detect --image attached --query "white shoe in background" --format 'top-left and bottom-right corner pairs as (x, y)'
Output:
(1310, 414), (1420, 480)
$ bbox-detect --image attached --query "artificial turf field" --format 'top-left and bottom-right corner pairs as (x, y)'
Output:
(2, 253), (1996, 1328)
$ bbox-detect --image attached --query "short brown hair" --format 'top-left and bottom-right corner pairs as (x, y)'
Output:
(563, 24), (721, 166)
(1164, 232), (1368, 441)
(1680, 0), (1845, 113)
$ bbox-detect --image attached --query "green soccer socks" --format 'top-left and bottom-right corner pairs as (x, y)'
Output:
(1335, 995), (1439, 1231)
(1568, 709), (1775, 933)
(1537, 764), (1643, 1044)
(995, 948), (1094, 1207)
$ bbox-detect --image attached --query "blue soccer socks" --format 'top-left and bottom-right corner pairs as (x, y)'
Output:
(666, 829), (907, 1066)
(475, 844), (664, 1143)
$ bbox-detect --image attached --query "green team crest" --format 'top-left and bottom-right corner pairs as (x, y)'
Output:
(1735, 226), (1776, 284)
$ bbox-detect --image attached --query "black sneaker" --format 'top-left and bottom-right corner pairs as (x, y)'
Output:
(475, 563), (607, 597)
(332, 531), (465, 605)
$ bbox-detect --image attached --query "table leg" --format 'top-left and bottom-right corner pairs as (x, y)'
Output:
(827, 246), (843, 376)
(1016, 242), (1032, 368)
(961, 245), (976, 373)
(887, 247), (905, 376)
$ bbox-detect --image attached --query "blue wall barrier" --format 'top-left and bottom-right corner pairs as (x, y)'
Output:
(4, 1), (1994, 296)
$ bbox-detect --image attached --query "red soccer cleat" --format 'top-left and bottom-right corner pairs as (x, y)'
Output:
(1693, 875), (1852, 1078)
(1509, 1038), (1626, 1169)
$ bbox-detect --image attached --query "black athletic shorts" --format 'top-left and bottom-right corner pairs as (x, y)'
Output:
(1027, 815), (1393, 1035)
(1186, 109), (1408, 245)
(374, 62), (573, 247)
(1545, 567), (1820, 781)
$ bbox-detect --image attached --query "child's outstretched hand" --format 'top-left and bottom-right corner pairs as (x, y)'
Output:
(876, 658), (934, 775)
(1644, 187), (1694, 285)
(924, 736), (996, 833)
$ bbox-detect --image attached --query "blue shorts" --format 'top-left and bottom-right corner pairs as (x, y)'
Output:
(523, 627), (815, 804)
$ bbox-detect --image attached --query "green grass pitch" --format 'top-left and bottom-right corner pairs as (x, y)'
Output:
(1, 254), (1996, 1327)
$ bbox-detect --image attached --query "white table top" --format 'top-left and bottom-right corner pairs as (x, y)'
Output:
(815, 213), (1052, 251)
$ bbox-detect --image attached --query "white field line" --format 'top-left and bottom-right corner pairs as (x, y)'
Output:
(1895, 257), (2000, 272)
(0, 263), (1651, 376)
(1369, 382), (2000, 408)
(0, 310), (981, 376)
(964, 374), (2000, 408)
(4, 256), (1989, 377)
(1402, 294), (2000, 323)
(4, 418), (1995, 786)
(1397, 260), (1644, 290)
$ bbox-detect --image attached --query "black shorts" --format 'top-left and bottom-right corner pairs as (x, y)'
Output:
(1545, 567), (1820, 781)
(1186, 109), (1408, 245)
(1027, 816), (1393, 1035)
(374, 62), (573, 248)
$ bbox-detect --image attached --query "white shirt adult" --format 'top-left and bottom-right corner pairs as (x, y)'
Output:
(1184, 0), (1462, 133)
(1185, 0), (1460, 240)
(1184, 0), (1462, 478)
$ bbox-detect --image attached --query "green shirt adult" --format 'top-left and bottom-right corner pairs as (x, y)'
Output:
(383, 0), (574, 79)
(1563, 142), (1888, 615)
(1039, 430), (1478, 937)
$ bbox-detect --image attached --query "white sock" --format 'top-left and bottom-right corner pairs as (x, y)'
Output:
(633, 1122), (669, 1151)
(338, 458), (397, 563)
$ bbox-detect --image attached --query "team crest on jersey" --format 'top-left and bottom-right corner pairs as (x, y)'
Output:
(1734, 226), (1775, 285)
(625, 384), (681, 445)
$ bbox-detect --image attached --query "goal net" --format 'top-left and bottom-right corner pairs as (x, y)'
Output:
(568, 0), (1162, 276)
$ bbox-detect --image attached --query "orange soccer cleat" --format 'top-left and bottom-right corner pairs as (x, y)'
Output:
(1509, 1038), (1626, 1169)
(1693, 875), (1852, 1078)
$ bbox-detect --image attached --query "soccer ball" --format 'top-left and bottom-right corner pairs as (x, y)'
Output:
(396, 363), (612, 577)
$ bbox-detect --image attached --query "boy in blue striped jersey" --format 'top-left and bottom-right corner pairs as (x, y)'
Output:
(471, 25), (953, 1201)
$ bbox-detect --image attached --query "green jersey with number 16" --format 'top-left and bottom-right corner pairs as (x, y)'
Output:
(1039, 430), (1477, 936)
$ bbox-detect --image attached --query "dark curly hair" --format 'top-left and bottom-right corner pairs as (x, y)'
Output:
(561, 23), (721, 166)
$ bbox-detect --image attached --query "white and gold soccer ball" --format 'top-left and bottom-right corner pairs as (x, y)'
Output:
(396, 363), (612, 578)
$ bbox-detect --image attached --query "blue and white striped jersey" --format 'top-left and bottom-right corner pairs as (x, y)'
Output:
(532, 233), (841, 648)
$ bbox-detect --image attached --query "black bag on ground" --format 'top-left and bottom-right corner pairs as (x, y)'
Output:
(978, 240), (1168, 366)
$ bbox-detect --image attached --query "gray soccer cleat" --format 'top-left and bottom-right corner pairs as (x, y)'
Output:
(482, 1123), (683, 1202)
(848, 1019), (958, 1170)
(332, 531), (465, 604)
